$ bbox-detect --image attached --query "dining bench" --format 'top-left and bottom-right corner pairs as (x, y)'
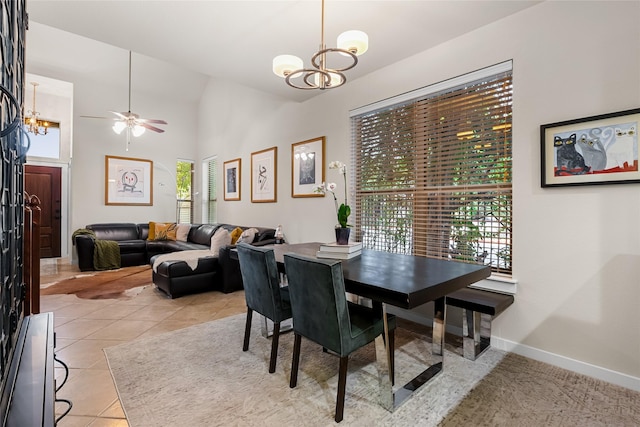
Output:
(445, 287), (514, 360)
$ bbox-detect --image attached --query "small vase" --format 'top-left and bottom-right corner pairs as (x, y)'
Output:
(335, 227), (350, 245)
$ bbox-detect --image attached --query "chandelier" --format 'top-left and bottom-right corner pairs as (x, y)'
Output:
(24, 82), (50, 135)
(272, 0), (368, 90)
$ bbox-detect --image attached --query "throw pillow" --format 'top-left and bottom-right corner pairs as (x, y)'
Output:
(176, 223), (191, 242)
(154, 223), (177, 241)
(210, 227), (231, 253)
(229, 227), (244, 245)
(147, 221), (159, 240)
(236, 227), (259, 244)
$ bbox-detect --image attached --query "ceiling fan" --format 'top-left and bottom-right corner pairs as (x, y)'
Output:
(82, 51), (167, 151)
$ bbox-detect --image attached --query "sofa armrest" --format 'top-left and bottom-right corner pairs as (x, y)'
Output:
(252, 238), (276, 247)
(74, 235), (96, 271)
(218, 245), (244, 293)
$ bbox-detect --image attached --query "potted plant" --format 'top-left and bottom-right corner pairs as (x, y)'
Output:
(315, 161), (351, 244)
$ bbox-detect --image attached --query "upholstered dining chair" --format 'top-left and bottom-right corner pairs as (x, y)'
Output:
(283, 253), (396, 423)
(236, 242), (292, 373)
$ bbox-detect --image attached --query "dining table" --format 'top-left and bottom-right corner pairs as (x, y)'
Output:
(262, 242), (491, 410)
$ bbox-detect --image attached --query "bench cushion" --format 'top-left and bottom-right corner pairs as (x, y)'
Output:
(446, 288), (514, 316)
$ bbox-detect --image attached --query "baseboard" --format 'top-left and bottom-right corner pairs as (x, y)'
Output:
(492, 337), (640, 392)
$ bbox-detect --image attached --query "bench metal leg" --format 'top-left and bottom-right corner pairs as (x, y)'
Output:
(462, 309), (492, 360)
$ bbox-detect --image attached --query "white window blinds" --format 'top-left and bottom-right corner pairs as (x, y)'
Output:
(206, 157), (217, 223)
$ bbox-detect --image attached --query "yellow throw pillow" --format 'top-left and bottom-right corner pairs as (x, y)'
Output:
(154, 223), (177, 241)
(230, 227), (244, 245)
(148, 221), (158, 240)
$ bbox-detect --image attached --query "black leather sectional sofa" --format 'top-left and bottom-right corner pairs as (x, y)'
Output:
(73, 222), (276, 297)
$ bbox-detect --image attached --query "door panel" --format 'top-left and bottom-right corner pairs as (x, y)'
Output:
(24, 165), (62, 258)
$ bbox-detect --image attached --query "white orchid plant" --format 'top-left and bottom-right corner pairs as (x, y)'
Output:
(314, 161), (351, 228)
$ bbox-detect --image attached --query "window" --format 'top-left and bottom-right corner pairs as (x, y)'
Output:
(24, 121), (60, 159)
(203, 156), (217, 223)
(350, 62), (512, 275)
(176, 160), (193, 223)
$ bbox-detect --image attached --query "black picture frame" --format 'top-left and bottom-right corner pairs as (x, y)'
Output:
(541, 108), (640, 187)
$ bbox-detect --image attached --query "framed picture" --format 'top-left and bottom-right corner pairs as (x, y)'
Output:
(291, 136), (325, 198)
(541, 108), (640, 187)
(251, 146), (277, 203)
(223, 158), (241, 201)
(105, 155), (153, 205)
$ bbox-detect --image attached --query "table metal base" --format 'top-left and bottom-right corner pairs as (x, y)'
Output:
(376, 297), (446, 411)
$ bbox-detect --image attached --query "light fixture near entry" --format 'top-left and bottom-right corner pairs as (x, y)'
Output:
(24, 82), (50, 136)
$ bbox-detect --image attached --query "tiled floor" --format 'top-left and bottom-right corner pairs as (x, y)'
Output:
(41, 258), (247, 427)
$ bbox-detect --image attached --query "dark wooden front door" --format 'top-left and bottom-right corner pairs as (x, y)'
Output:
(24, 165), (62, 258)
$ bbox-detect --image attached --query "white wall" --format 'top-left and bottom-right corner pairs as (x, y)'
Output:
(199, 1), (640, 388)
(26, 22), (209, 255)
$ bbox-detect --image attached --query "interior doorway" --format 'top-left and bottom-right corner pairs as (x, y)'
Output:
(24, 165), (62, 258)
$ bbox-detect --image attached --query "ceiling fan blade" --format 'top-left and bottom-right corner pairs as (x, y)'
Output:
(140, 123), (165, 133)
(137, 118), (167, 125)
(109, 110), (129, 120)
(80, 115), (112, 120)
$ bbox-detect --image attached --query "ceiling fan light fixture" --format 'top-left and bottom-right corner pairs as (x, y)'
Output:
(112, 121), (127, 134)
(131, 124), (146, 137)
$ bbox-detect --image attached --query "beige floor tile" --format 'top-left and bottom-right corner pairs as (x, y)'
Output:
(213, 306), (245, 319)
(40, 295), (77, 311)
(56, 369), (119, 417)
(55, 339), (126, 369)
(90, 355), (111, 370)
(89, 418), (129, 427)
(55, 414), (96, 427)
(55, 319), (116, 340)
(135, 320), (201, 338)
(98, 400), (126, 419)
(122, 304), (181, 321)
(56, 337), (77, 351)
(82, 304), (146, 320)
(54, 316), (75, 328)
(54, 303), (113, 319)
(85, 319), (157, 340)
(163, 304), (222, 323)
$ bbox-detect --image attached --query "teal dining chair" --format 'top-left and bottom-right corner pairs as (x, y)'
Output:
(236, 242), (292, 373)
(283, 253), (396, 423)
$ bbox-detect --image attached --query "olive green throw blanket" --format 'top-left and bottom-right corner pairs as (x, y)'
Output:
(72, 228), (121, 270)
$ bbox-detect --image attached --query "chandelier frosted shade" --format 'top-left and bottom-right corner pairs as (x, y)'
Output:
(337, 30), (368, 56)
(273, 55), (304, 78)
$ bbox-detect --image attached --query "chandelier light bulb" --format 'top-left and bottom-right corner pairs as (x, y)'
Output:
(313, 71), (344, 88)
(337, 30), (368, 56)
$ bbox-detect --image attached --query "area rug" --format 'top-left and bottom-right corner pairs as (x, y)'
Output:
(41, 265), (152, 300)
(439, 352), (640, 427)
(104, 314), (505, 427)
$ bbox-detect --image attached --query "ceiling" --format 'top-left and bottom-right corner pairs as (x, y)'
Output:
(27, 1), (541, 103)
